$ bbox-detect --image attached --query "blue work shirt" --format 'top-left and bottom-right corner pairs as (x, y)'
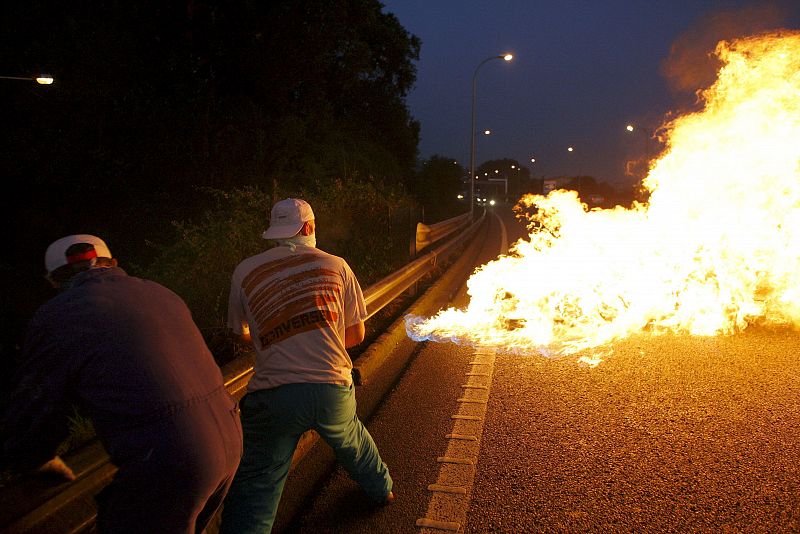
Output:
(2, 266), (232, 469)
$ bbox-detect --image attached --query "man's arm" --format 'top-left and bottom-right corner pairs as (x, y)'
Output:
(344, 320), (365, 348)
(341, 260), (367, 349)
(37, 456), (76, 480)
(227, 273), (254, 346)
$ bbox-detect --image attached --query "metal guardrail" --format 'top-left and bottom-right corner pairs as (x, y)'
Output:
(415, 212), (471, 254)
(0, 210), (485, 534)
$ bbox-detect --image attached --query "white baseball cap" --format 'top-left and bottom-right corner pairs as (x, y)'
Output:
(44, 234), (112, 274)
(262, 198), (315, 240)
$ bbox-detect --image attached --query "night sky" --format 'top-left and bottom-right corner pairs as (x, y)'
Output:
(380, 0), (800, 191)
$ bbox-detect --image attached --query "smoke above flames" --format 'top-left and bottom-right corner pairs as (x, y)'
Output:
(406, 30), (800, 361)
(661, 4), (789, 98)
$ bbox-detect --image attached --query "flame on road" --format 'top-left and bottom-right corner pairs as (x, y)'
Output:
(406, 31), (800, 360)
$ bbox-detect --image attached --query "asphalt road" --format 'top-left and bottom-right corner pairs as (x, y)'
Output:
(467, 328), (800, 533)
(282, 205), (800, 533)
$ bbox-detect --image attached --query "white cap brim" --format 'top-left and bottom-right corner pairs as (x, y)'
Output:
(262, 222), (305, 240)
(44, 234), (112, 273)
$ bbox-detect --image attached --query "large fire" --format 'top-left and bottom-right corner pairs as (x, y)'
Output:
(406, 31), (800, 360)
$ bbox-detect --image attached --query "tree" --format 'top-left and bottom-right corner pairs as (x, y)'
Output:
(1, 0), (422, 249)
(410, 155), (466, 221)
(192, 0), (421, 188)
(0, 0), (423, 365)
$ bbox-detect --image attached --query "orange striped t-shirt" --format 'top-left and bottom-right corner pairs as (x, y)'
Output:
(228, 245), (366, 390)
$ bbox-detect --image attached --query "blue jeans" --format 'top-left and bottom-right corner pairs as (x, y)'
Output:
(219, 383), (392, 533)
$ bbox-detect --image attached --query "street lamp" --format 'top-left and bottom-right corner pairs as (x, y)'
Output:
(0, 74), (54, 84)
(625, 123), (652, 178)
(567, 146), (584, 194)
(470, 53), (513, 220)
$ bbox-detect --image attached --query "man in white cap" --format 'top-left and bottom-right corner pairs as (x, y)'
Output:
(220, 198), (393, 533)
(1, 234), (243, 533)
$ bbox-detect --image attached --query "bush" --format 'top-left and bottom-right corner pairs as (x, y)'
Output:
(135, 179), (416, 361)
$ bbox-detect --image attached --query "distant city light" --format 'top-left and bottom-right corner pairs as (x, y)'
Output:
(567, 146), (574, 152)
(484, 129), (491, 135)
(626, 124), (634, 132)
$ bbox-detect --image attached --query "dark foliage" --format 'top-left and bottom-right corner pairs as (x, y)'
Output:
(0, 0), (421, 370)
(409, 155), (466, 222)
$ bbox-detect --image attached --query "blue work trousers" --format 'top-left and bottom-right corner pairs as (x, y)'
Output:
(219, 382), (392, 533)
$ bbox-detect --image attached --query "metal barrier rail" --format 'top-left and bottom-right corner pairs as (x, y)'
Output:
(0, 211), (485, 534)
(415, 212), (471, 254)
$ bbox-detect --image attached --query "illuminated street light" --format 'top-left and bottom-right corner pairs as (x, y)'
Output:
(484, 129), (491, 135)
(469, 53), (513, 220)
(625, 123), (651, 173)
(0, 74), (54, 84)
(567, 145), (582, 188)
(531, 158), (536, 163)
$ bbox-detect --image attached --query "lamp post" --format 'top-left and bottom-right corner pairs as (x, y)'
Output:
(0, 75), (54, 84)
(625, 123), (653, 179)
(567, 146), (582, 194)
(469, 53), (512, 220)
(625, 123), (649, 153)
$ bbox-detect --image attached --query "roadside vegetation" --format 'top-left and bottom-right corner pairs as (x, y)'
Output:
(0, 0), (465, 486)
(135, 178), (421, 367)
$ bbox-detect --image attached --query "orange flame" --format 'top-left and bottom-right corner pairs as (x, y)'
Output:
(406, 31), (800, 361)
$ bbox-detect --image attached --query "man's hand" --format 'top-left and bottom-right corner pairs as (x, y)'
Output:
(37, 456), (76, 481)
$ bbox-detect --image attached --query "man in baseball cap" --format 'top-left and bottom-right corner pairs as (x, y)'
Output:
(221, 198), (393, 533)
(2, 234), (243, 533)
(43, 234), (114, 286)
(262, 198), (315, 240)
